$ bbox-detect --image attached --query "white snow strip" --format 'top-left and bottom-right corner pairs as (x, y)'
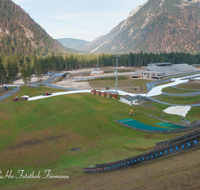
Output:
(27, 74), (200, 102)
(146, 74), (200, 97)
(163, 106), (191, 117)
(28, 90), (91, 101)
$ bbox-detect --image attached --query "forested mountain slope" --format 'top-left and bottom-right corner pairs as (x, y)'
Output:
(81, 0), (200, 54)
(0, 0), (76, 55)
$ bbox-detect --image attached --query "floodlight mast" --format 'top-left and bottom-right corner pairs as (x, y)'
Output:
(114, 54), (120, 94)
(97, 54), (98, 69)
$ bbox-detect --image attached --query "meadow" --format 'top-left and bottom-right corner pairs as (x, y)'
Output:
(0, 86), (199, 189)
(88, 77), (151, 93)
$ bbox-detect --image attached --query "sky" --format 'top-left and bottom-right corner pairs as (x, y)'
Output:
(12, 0), (147, 42)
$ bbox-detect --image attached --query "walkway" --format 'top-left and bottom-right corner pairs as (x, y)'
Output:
(1, 73), (200, 107)
(0, 87), (19, 101)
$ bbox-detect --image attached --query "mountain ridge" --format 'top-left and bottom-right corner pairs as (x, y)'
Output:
(0, 0), (78, 55)
(57, 38), (89, 51)
(80, 0), (200, 54)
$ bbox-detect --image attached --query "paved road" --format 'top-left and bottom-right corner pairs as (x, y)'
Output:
(148, 97), (200, 107)
(146, 78), (200, 106)
(162, 91), (200, 96)
(30, 73), (79, 91)
(146, 78), (200, 97)
(0, 87), (19, 101)
(71, 71), (137, 81)
(171, 85), (200, 92)
(146, 79), (171, 92)
(1, 72), (200, 107)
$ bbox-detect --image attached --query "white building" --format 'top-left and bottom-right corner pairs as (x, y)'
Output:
(120, 95), (138, 105)
(140, 71), (165, 79)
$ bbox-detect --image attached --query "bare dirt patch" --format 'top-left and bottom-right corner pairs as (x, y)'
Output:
(55, 80), (92, 89)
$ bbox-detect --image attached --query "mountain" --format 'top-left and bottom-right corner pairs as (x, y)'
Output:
(0, 0), (77, 55)
(81, 0), (200, 54)
(57, 38), (89, 50)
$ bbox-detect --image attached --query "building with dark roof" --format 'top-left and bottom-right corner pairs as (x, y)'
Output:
(120, 95), (138, 105)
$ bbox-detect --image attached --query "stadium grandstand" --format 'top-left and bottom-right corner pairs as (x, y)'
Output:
(145, 63), (200, 77)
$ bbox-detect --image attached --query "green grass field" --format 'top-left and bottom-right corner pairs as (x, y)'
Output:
(176, 83), (200, 90)
(154, 95), (200, 107)
(154, 81), (172, 86)
(162, 87), (195, 93)
(0, 85), (67, 103)
(0, 86), (199, 189)
(88, 78), (151, 93)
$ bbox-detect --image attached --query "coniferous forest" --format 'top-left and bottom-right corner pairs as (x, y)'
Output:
(0, 51), (200, 84)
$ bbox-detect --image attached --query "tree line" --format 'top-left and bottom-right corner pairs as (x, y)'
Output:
(0, 51), (200, 84)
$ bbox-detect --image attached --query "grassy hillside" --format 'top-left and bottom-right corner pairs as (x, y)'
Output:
(88, 78), (151, 93)
(0, 86), (199, 189)
(83, 0), (200, 54)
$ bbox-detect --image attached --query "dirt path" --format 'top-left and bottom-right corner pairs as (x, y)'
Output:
(55, 80), (92, 90)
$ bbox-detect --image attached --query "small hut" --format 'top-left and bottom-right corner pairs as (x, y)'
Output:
(96, 91), (101, 96)
(91, 90), (96, 95)
(112, 94), (118, 99)
(101, 92), (107, 97)
(106, 93), (112, 98)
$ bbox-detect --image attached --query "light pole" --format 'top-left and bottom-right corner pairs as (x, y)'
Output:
(97, 54), (98, 69)
(114, 54), (120, 94)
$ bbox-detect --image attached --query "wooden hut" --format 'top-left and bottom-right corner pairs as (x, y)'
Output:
(91, 90), (96, 95)
(96, 91), (101, 96)
(106, 93), (112, 98)
(101, 92), (107, 97)
(112, 94), (118, 99)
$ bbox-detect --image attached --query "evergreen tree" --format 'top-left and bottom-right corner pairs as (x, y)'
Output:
(0, 57), (7, 84)
(21, 57), (29, 84)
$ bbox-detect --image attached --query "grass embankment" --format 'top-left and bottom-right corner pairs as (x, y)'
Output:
(0, 85), (67, 102)
(89, 77), (151, 93)
(154, 95), (200, 107)
(68, 148), (200, 190)
(154, 81), (172, 86)
(176, 83), (200, 90)
(162, 87), (195, 93)
(0, 87), (199, 189)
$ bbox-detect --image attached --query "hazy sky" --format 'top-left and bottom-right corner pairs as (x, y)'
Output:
(12, 0), (147, 42)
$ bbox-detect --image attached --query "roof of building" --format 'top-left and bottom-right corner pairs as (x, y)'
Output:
(145, 63), (199, 76)
(121, 95), (137, 101)
(149, 62), (172, 66)
(140, 70), (165, 74)
(192, 64), (200, 66)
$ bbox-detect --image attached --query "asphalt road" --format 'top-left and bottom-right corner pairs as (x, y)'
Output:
(30, 73), (79, 91)
(171, 85), (200, 92)
(1, 72), (200, 107)
(0, 87), (19, 101)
